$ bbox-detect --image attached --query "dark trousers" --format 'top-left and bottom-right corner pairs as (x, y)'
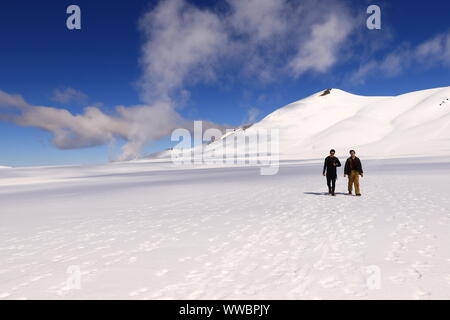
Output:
(326, 175), (337, 193)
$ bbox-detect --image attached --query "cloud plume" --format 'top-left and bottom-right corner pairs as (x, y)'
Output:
(50, 87), (89, 105)
(0, 90), (183, 159)
(138, 0), (229, 104)
(138, 0), (359, 100)
(349, 31), (450, 84)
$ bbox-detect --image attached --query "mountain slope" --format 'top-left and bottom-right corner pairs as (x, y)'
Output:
(160, 87), (450, 160)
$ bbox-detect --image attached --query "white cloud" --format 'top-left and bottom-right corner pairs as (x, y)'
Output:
(348, 61), (378, 85)
(0, 90), (30, 110)
(138, 0), (228, 104)
(415, 32), (450, 66)
(0, 91), (231, 160)
(50, 87), (88, 105)
(1, 90), (183, 159)
(348, 31), (450, 84)
(227, 0), (288, 42)
(289, 11), (355, 77)
(114, 103), (183, 160)
(138, 0), (359, 101)
(245, 107), (262, 124)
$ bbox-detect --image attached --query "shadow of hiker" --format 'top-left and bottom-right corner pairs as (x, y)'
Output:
(304, 192), (328, 196)
(304, 192), (350, 196)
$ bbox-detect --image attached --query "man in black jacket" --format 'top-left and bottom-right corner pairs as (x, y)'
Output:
(344, 150), (364, 196)
(323, 149), (341, 196)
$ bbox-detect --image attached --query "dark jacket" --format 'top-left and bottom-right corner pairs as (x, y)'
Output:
(344, 157), (363, 175)
(323, 156), (341, 177)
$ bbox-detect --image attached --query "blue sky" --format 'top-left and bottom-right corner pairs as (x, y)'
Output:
(0, 0), (449, 166)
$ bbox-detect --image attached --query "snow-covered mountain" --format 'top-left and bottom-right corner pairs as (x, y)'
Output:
(157, 86), (450, 160)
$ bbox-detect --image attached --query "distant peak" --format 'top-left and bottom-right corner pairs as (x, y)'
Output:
(319, 88), (332, 96)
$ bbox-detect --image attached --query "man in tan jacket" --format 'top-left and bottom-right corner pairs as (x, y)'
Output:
(344, 150), (364, 196)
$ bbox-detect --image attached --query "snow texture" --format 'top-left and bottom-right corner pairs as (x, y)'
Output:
(1, 158), (450, 299)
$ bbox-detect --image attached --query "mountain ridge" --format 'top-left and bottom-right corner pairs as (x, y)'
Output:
(152, 86), (450, 160)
